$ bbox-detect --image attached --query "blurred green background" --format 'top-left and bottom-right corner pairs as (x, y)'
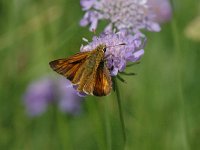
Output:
(0, 0), (200, 150)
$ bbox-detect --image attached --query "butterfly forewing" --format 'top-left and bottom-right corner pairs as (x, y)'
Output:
(49, 51), (91, 83)
(82, 71), (96, 95)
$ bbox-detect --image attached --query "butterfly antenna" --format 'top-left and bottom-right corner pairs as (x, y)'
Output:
(106, 43), (126, 48)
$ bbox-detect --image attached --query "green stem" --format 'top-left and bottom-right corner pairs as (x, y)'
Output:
(104, 98), (112, 150)
(57, 113), (73, 150)
(87, 100), (106, 150)
(114, 77), (126, 145)
(171, 19), (190, 150)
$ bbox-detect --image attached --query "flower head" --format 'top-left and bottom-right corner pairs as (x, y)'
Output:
(23, 78), (55, 116)
(23, 76), (83, 117)
(56, 78), (82, 115)
(80, 0), (161, 33)
(81, 31), (145, 76)
(147, 0), (172, 23)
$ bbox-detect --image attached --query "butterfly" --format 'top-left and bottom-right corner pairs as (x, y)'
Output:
(49, 44), (112, 96)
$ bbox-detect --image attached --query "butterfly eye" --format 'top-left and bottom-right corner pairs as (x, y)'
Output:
(103, 47), (106, 52)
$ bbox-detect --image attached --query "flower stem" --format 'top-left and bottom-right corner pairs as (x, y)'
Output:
(171, 18), (190, 149)
(104, 98), (112, 150)
(114, 77), (126, 145)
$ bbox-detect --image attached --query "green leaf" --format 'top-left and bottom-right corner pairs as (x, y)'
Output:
(126, 61), (140, 67)
(119, 72), (137, 76)
(116, 75), (127, 83)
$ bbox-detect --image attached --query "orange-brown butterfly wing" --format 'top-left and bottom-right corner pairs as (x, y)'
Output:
(82, 72), (96, 95)
(93, 61), (112, 96)
(49, 51), (91, 84)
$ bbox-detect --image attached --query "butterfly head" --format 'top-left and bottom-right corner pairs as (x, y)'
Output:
(96, 44), (107, 53)
(96, 43), (126, 53)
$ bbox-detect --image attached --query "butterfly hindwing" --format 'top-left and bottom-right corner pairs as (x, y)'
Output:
(93, 61), (112, 96)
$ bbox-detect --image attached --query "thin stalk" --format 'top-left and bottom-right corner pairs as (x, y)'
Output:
(87, 100), (106, 150)
(104, 98), (112, 150)
(57, 113), (73, 150)
(171, 19), (190, 150)
(114, 77), (126, 145)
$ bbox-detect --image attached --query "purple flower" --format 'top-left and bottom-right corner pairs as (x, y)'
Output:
(23, 76), (83, 117)
(80, 0), (161, 33)
(80, 31), (146, 76)
(56, 78), (82, 115)
(147, 0), (172, 23)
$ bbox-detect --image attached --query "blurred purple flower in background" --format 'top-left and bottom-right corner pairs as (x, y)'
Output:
(147, 0), (172, 23)
(23, 78), (55, 116)
(81, 31), (146, 76)
(80, 0), (161, 33)
(56, 78), (82, 114)
(23, 76), (83, 117)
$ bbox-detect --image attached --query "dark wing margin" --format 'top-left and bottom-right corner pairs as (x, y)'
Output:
(93, 61), (112, 96)
(49, 52), (90, 82)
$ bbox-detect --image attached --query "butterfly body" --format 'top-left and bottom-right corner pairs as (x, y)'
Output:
(49, 44), (112, 96)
